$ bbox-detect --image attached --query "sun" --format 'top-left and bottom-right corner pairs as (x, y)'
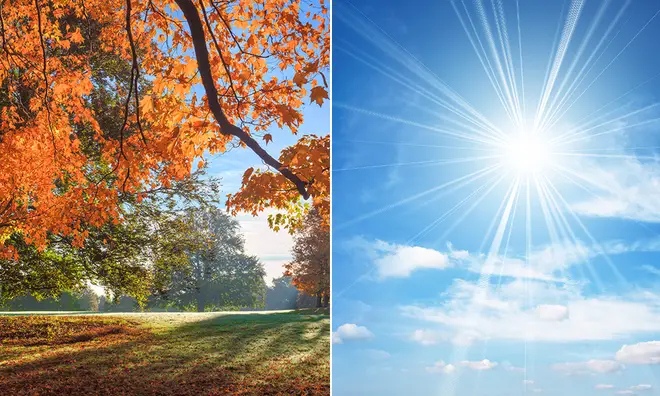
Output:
(501, 132), (556, 175)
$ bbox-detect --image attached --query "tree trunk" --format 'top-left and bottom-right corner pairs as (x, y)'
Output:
(316, 294), (322, 308)
(196, 291), (205, 312)
(323, 294), (329, 308)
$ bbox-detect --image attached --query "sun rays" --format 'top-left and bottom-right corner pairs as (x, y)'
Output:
(334, 0), (660, 393)
(335, 0), (660, 284)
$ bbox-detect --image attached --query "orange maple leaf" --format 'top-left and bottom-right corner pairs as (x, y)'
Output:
(310, 86), (328, 107)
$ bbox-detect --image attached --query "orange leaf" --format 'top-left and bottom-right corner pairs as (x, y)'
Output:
(242, 167), (254, 184)
(263, 134), (273, 144)
(310, 86), (328, 107)
(293, 71), (306, 88)
(69, 30), (84, 43)
(140, 95), (154, 114)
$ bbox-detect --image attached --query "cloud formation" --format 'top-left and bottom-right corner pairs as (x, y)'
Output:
(351, 239), (452, 279)
(551, 360), (624, 375)
(616, 341), (660, 364)
(537, 304), (570, 321)
(571, 157), (660, 223)
(460, 359), (498, 370)
(401, 279), (660, 344)
(350, 236), (660, 282)
(333, 323), (374, 344)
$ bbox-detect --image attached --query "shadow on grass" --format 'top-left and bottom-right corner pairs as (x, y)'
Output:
(0, 311), (330, 395)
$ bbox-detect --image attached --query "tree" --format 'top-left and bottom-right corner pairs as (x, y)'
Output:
(284, 208), (329, 308)
(0, 170), (216, 304)
(154, 207), (266, 312)
(98, 295), (107, 312)
(103, 295), (140, 312)
(78, 288), (100, 312)
(295, 291), (318, 309)
(0, 0), (329, 260)
(265, 276), (298, 310)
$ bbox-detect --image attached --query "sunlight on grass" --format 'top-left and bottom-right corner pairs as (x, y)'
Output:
(0, 311), (329, 395)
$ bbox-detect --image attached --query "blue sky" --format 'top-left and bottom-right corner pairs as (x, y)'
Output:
(332, 1), (660, 395)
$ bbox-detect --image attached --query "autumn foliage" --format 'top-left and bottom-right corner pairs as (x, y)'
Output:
(0, 315), (143, 346)
(284, 208), (329, 306)
(0, 0), (329, 258)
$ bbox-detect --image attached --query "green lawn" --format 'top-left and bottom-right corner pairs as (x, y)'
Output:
(0, 310), (329, 395)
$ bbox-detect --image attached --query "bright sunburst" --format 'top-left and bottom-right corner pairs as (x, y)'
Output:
(501, 131), (556, 175)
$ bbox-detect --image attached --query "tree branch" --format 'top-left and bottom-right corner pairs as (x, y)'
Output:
(198, 0), (242, 120)
(174, 0), (309, 199)
(126, 0), (147, 145)
(34, 0), (57, 159)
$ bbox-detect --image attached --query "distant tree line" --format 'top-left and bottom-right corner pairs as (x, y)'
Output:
(1, 275), (317, 312)
(0, 288), (99, 312)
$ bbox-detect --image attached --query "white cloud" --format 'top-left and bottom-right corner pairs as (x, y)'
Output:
(616, 341), (660, 364)
(531, 389), (542, 394)
(456, 240), (590, 281)
(630, 384), (652, 391)
(332, 323), (374, 344)
(368, 241), (452, 279)
(426, 361), (456, 374)
(451, 250), (470, 259)
(571, 157), (660, 223)
(616, 391), (636, 396)
(350, 237), (660, 283)
(400, 277), (660, 344)
(410, 329), (443, 346)
(537, 304), (569, 321)
(460, 359), (498, 370)
(475, 256), (560, 282)
(447, 243), (470, 260)
(523, 380), (535, 385)
(551, 360), (624, 375)
(595, 384), (615, 390)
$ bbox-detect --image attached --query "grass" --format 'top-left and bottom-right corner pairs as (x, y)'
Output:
(0, 310), (329, 395)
